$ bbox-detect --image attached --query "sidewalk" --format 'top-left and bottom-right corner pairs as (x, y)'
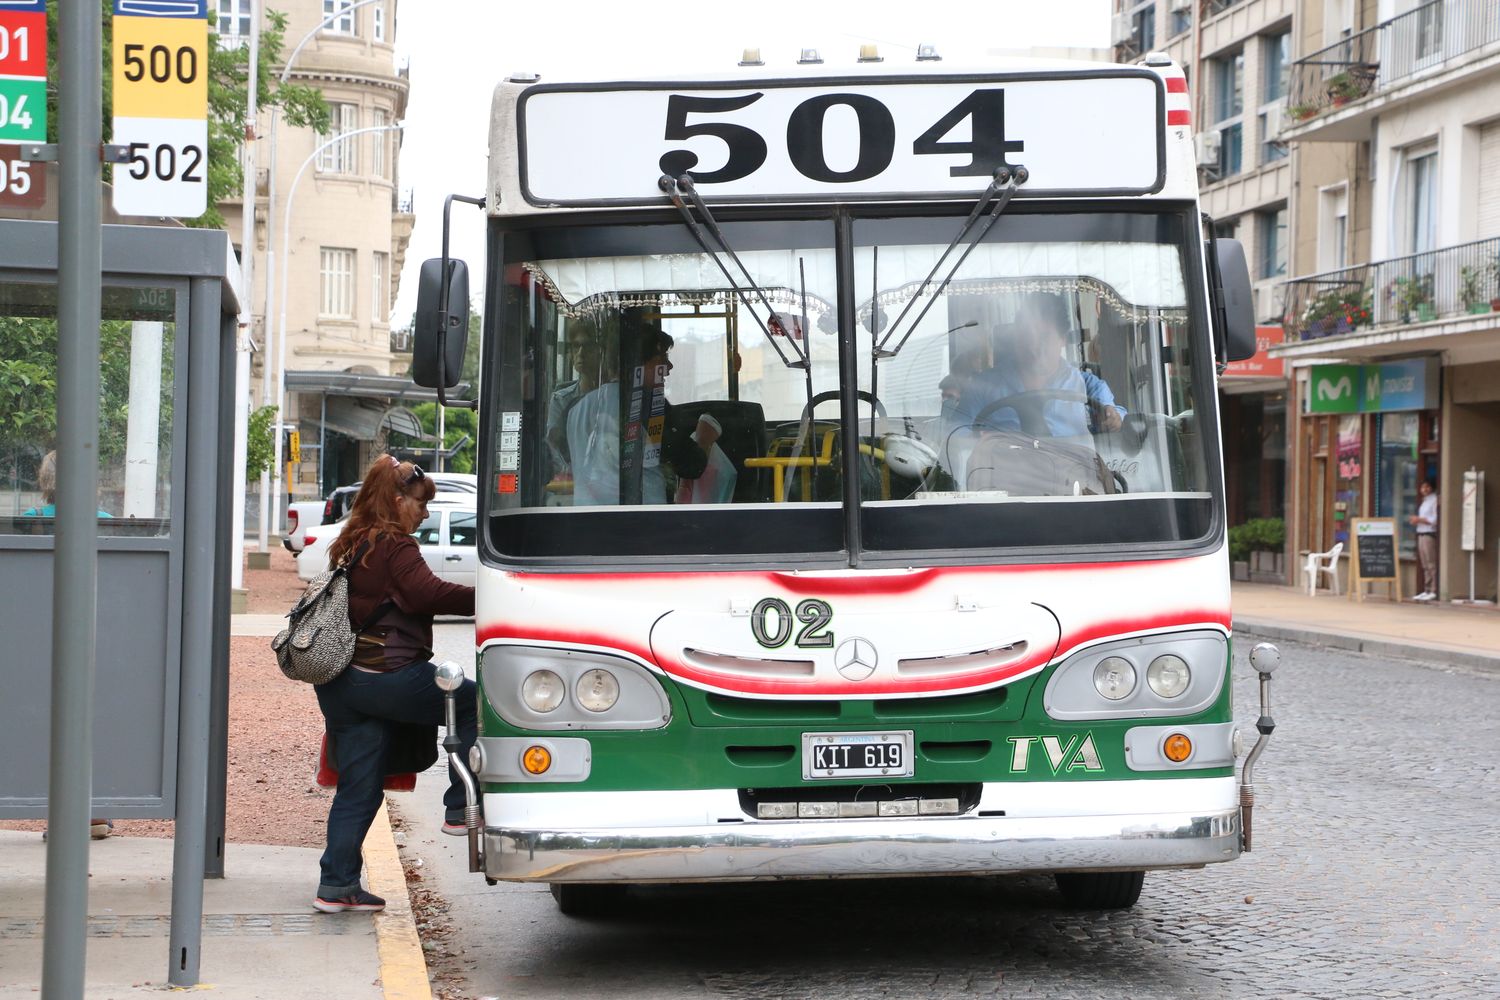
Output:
(1232, 581), (1500, 671)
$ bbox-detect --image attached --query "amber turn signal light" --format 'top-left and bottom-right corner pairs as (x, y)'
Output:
(522, 745), (552, 775)
(1162, 733), (1193, 763)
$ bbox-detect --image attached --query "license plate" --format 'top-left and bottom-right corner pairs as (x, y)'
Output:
(801, 730), (914, 780)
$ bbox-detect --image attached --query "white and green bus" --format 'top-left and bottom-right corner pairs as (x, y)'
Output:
(416, 49), (1282, 914)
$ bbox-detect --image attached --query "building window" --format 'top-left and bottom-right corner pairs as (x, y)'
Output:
(1213, 52), (1245, 178)
(1257, 207), (1287, 279)
(1260, 32), (1290, 164)
(1214, 217), (1239, 243)
(373, 3), (386, 42)
(1169, 5), (1192, 38)
(1317, 185), (1349, 272)
(317, 103), (359, 174)
(1406, 147), (1438, 254)
(216, 0), (251, 46)
(323, 0), (355, 36)
(370, 109), (387, 178)
(320, 248), (356, 318)
(1129, 2), (1156, 53)
(372, 252), (388, 323)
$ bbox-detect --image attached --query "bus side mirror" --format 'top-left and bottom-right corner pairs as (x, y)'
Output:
(1215, 239), (1256, 363)
(413, 257), (470, 389)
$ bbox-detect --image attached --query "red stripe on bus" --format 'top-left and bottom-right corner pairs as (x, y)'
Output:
(1168, 110), (1191, 125)
(1165, 77), (1188, 93)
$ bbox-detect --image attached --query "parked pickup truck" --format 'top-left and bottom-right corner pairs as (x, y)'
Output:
(282, 500), (327, 554)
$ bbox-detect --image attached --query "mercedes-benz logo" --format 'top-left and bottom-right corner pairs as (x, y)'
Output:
(834, 636), (878, 681)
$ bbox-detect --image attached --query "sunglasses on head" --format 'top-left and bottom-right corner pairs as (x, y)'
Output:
(404, 463), (425, 486)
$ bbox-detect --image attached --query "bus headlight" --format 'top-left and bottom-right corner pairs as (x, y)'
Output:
(480, 645), (672, 730)
(1043, 630), (1228, 721)
(521, 670), (565, 713)
(1092, 656), (1136, 700)
(575, 668), (620, 713)
(1147, 654), (1191, 698)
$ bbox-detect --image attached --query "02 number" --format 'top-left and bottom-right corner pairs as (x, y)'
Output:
(750, 597), (835, 649)
(126, 142), (205, 184)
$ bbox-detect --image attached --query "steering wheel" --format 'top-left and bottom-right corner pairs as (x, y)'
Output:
(973, 389), (1089, 437)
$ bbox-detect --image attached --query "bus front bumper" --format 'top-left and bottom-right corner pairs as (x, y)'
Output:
(481, 777), (1241, 883)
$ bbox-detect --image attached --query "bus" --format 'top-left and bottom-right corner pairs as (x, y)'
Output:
(413, 49), (1282, 914)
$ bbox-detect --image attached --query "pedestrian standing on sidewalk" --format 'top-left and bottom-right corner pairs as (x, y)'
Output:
(1409, 477), (1439, 601)
(311, 454), (477, 913)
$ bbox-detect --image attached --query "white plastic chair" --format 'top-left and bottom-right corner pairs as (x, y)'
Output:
(1302, 542), (1343, 596)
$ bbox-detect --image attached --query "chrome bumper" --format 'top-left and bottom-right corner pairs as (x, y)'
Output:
(483, 777), (1241, 883)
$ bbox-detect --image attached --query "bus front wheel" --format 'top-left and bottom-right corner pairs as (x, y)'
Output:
(1053, 870), (1145, 909)
(549, 882), (625, 916)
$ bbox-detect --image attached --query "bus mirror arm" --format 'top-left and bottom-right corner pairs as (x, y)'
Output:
(435, 661), (484, 873)
(1239, 642), (1281, 852)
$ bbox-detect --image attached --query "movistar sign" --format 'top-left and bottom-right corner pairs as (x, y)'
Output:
(1307, 359), (1439, 414)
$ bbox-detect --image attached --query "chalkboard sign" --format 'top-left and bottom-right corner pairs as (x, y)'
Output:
(1351, 518), (1401, 602)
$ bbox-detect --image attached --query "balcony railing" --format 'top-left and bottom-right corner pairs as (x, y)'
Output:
(1287, 0), (1500, 122)
(390, 328), (413, 354)
(1282, 236), (1500, 342)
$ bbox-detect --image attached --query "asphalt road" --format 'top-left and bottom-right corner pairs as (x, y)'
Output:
(394, 626), (1500, 999)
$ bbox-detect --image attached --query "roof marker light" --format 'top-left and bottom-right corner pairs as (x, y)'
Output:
(739, 47), (764, 67)
(916, 43), (941, 62)
(858, 44), (882, 63)
(1143, 52), (1173, 66)
(799, 48), (823, 64)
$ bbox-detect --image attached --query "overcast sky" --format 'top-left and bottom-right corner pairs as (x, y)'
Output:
(389, 0), (1111, 323)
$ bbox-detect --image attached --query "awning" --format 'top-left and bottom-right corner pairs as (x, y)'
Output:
(284, 370), (471, 401)
(322, 398), (430, 441)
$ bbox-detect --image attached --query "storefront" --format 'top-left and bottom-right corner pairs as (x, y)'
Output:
(1220, 327), (1289, 581)
(1296, 357), (1441, 595)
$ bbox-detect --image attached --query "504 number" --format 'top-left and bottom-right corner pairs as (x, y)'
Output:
(750, 597), (835, 649)
(659, 88), (1024, 185)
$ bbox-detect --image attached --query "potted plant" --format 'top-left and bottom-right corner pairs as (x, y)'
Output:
(1326, 71), (1362, 106)
(1390, 274), (1435, 324)
(1288, 102), (1317, 121)
(1461, 265), (1491, 314)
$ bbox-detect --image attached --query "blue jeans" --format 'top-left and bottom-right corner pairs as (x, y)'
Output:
(313, 662), (478, 897)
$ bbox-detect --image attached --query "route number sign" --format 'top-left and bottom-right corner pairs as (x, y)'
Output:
(111, 0), (208, 218)
(0, 0), (46, 211)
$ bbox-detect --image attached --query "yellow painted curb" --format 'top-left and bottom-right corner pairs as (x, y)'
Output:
(364, 799), (434, 1000)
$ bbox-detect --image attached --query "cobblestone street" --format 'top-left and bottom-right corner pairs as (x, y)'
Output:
(406, 629), (1500, 999)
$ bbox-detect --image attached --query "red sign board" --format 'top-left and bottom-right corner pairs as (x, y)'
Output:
(0, 143), (45, 209)
(0, 4), (46, 78)
(1223, 326), (1285, 378)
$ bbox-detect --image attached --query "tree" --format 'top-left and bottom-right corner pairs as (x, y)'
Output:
(45, 5), (330, 229)
(403, 402), (476, 474)
(246, 404), (278, 479)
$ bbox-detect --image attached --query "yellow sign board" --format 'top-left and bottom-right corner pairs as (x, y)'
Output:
(111, 16), (208, 120)
(288, 429), (301, 464)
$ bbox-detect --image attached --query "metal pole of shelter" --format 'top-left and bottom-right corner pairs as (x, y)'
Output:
(41, 2), (102, 997)
(167, 275), (224, 987)
(230, 1), (261, 591)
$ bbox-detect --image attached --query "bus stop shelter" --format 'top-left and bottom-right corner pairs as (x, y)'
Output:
(0, 218), (238, 984)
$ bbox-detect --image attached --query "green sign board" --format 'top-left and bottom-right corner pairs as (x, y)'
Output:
(0, 77), (45, 143)
(1308, 359), (1440, 414)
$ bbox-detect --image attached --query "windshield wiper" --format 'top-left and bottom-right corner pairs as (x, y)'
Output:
(659, 173), (809, 372)
(873, 164), (1029, 360)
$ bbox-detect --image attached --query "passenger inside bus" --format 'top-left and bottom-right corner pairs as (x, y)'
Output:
(566, 324), (717, 506)
(543, 325), (602, 481)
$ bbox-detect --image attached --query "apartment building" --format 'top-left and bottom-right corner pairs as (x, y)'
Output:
(218, 0), (417, 494)
(1276, 0), (1500, 602)
(1114, 1), (1332, 575)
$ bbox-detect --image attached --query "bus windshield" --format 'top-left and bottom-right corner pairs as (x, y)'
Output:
(491, 209), (1216, 564)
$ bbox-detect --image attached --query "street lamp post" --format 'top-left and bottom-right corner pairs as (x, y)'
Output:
(269, 123), (405, 537)
(257, 0), (383, 553)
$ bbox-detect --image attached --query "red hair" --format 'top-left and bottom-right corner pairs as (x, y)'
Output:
(327, 454), (436, 569)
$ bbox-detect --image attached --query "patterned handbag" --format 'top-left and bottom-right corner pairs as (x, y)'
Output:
(272, 541), (388, 684)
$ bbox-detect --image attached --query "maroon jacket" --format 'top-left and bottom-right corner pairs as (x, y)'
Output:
(345, 531), (474, 671)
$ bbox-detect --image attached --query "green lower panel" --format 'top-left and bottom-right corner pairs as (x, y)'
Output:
(479, 656), (1236, 794)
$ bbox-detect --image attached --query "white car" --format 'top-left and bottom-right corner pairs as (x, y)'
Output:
(296, 495), (478, 587)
